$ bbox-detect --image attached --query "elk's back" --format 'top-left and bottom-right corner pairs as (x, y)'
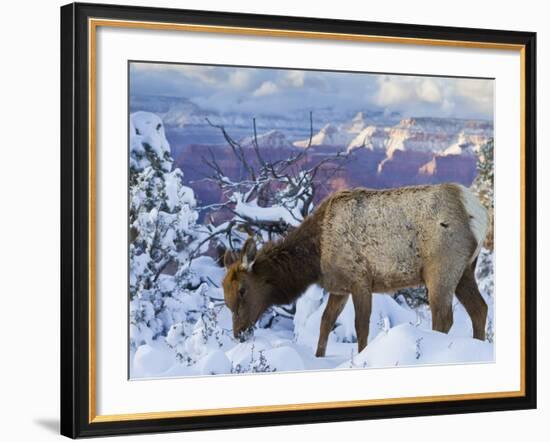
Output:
(318, 184), (484, 292)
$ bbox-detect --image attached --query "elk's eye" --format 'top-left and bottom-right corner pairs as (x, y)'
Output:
(239, 287), (246, 298)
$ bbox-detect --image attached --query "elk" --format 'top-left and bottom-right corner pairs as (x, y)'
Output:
(222, 183), (489, 357)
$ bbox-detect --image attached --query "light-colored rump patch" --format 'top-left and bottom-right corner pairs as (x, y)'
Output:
(457, 184), (489, 262)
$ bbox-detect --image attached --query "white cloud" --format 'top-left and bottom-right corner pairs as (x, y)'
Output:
(376, 77), (413, 106)
(416, 79), (442, 103)
(285, 70), (305, 87)
(131, 63), (250, 89)
(131, 62), (494, 120)
(374, 75), (493, 118)
(253, 81), (279, 97)
(453, 79), (494, 115)
(228, 70), (253, 90)
(376, 76), (443, 106)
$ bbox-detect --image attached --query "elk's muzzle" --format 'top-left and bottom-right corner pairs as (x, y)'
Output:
(233, 326), (254, 342)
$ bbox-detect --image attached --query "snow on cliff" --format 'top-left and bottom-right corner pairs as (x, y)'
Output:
(341, 111), (372, 134)
(440, 130), (486, 157)
(240, 130), (294, 149)
(347, 126), (388, 152)
(384, 117), (492, 159)
(293, 123), (354, 148)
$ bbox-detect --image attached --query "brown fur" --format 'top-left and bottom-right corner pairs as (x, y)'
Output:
(222, 205), (326, 337)
(222, 183), (488, 356)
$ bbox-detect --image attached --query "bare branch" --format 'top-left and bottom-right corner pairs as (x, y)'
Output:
(252, 118), (267, 168)
(198, 112), (353, 259)
(205, 117), (256, 181)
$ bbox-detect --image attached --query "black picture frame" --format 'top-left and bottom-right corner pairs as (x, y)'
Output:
(61, 2), (537, 438)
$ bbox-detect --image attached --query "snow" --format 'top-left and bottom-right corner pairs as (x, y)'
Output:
(132, 341), (175, 378)
(240, 130), (293, 149)
(195, 350), (233, 376)
(341, 323), (493, 368)
(263, 346), (306, 372)
(441, 132), (480, 157)
(346, 126), (387, 151)
(164, 169), (195, 211)
(384, 117), (493, 158)
(226, 338), (272, 367)
(341, 111), (372, 134)
(130, 250), (495, 379)
(293, 124), (354, 148)
(293, 285), (325, 344)
(233, 195), (303, 227)
(130, 111), (172, 172)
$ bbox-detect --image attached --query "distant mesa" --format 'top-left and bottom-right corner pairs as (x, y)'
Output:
(131, 95), (209, 128)
(441, 142), (477, 157)
(240, 130), (294, 150)
(418, 156), (438, 176)
(341, 111), (373, 134)
(347, 126), (388, 152)
(417, 153), (478, 184)
(377, 149), (433, 178)
(293, 123), (355, 148)
(372, 117), (491, 187)
(293, 112), (384, 149)
(128, 97), (493, 209)
(292, 114), (492, 160)
(384, 117), (493, 157)
(440, 131), (485, 157)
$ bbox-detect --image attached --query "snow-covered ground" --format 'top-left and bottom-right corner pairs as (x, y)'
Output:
(130, 250), (494, 379)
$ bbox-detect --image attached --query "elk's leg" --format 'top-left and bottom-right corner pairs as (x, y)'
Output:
(424, 265), (459, 334)
(455, 264), (488, 340)
(351, 286), (373, 354)
(428, 289), (454, 334)
(316, 293), (349, 357)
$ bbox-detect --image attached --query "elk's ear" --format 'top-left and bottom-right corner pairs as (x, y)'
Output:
(223, 249), (238, 268)
(241, 238), (257, 271)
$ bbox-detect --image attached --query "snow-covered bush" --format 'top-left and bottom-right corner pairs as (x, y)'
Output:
(202, 116), (350, 251)
(471, 138), (494, 211)
(393, 286), (429, 309)
(471, 137), (494, 250)
(129, 112), (211, 363)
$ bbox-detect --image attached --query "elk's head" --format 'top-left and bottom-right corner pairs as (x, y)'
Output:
(222, 238), (274, 340)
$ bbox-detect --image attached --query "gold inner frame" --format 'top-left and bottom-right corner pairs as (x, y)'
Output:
(88, 17), (527, 424)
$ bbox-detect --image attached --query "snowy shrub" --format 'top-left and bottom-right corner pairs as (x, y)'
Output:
(471, 138), (494, 211)
(471, 137), (494, 250)
(202, 115), (350, 250)
(183, 301), (233, 363)
(393, 286), (429, 308)
(229, 343), (277, 374)
(129, 112), (209, 359)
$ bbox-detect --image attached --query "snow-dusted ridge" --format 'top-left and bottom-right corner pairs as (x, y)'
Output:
(240, 129), (294, 150)
(294, 123), (355, 148)
(385, 117), (493, 158)
(347, 126), (388, 152)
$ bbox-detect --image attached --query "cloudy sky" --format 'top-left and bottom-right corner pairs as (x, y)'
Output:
(130, 62), (494, 120)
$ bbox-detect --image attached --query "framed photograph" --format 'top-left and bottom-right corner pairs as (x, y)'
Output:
(60, 2), (537, 438)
